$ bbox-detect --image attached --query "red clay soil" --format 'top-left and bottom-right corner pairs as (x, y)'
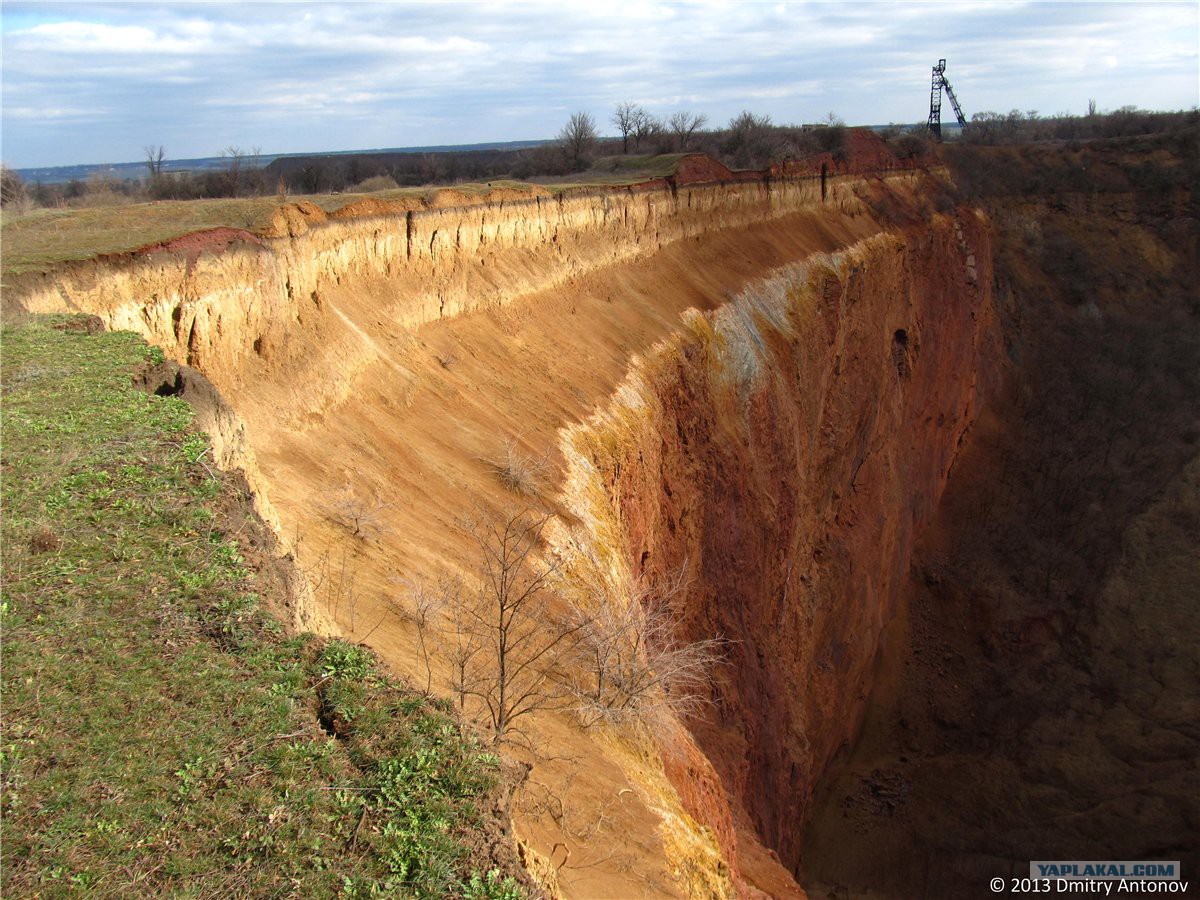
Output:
(674, 154), (738, 185)
(133, 226), (264, 257)
(772, 129), (923, 179)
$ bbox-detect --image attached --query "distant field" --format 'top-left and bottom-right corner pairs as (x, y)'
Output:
(0, 159), (685, 279)
(0, 197), (337, 277)
(13, 139), (554, 185)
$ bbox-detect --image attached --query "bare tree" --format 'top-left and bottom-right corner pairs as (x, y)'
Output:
(631, 109), (660, 153)
(558, 111), (598, 172)
(667, 111), (707, 151)
(144, 144), (165, 179)
(222, 145), (246, 197)
(570, 563), (726, 727)
(218, 145), (264, 197)
(456, 508), (588, 741)
(612, 102), (641, 154)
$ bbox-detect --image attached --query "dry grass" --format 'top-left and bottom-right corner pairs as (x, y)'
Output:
(0, 196), (335, 276)
(0, 179), (553, 280)
(591, 153), (687, 177)
(529, 154), (688, 190)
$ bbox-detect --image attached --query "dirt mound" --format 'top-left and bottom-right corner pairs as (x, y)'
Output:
(772, 128), (920, 179)
(425, 188), (479, 209)
(478, 184), (552, 202)
(672, 154), (735, 185)
(329, 185), (550, 221)
(328, 196), (426, 220)
(133, 226), (264, 257)
(260, 201), (329, 238)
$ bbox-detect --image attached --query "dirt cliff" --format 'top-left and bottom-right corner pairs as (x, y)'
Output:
(7, 158), (1000, 896)
(556, 202), (999, 886)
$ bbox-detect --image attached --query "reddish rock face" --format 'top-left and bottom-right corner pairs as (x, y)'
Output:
(580, 208), (1001, 878)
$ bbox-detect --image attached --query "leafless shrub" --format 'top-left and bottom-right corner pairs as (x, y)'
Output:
(304, 545), (366, 631)
(386, 507), (723, 742)
(390, 575), (457, 694)
(517, 773), (626, 847)
(435, 573), (490, 714)
(570, 563), (727, 728)
(1, 165), (32, 214)
(490, 438), (550, 496)
(353, 174), (401, 193)
(327, 481), (393, 538)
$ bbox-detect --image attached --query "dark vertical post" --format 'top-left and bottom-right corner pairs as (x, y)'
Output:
(927, 58), (946, 140)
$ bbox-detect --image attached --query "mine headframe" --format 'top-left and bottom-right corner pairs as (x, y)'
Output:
(927, 58), (968, 140)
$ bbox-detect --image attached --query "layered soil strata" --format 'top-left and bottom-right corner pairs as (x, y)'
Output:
(7, 156), (1002, 896)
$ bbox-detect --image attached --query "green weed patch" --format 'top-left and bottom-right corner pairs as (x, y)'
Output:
(1, 317), (524, 897)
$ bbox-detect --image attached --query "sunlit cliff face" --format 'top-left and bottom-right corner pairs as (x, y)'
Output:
(556, 205), (998, 884)
(9, 157), (1007, 897)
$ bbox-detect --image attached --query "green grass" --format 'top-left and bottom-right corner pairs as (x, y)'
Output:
(589, 153), (688, 178)
(1, 316), (524, 897)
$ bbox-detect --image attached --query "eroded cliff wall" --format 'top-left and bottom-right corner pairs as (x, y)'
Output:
(803, 134), (1200, 898)
(555, 207), (1000, 883)
(13, 177), (839, 378)
(8, 168), (1000, 897)
(9, 175), (850, 549)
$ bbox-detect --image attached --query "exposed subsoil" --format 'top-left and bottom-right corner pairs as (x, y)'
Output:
(20, 131), (1197, 898)
(134, 225), (265, 256)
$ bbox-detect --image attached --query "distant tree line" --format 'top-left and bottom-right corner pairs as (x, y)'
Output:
(548, 105), (854, 173)
(2, 104), (1192, 214)
(960, 105), (1198, 146)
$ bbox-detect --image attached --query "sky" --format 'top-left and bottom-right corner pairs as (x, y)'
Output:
(1, 0), (1197, 168)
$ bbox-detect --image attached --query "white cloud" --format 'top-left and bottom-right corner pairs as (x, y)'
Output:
(3, 104), (108, 121)
(1, 0), (1195, 167)
(16, 21), (217, 55)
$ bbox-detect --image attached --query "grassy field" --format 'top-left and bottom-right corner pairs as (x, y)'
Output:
(590, 153), (688, 177)
(0, 196), (345, 277)
(0, 161), (687, 280)
(0, 316), (525, 898)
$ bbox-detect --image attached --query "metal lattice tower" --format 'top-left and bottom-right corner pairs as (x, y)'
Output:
(927, 58), (967, 140)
